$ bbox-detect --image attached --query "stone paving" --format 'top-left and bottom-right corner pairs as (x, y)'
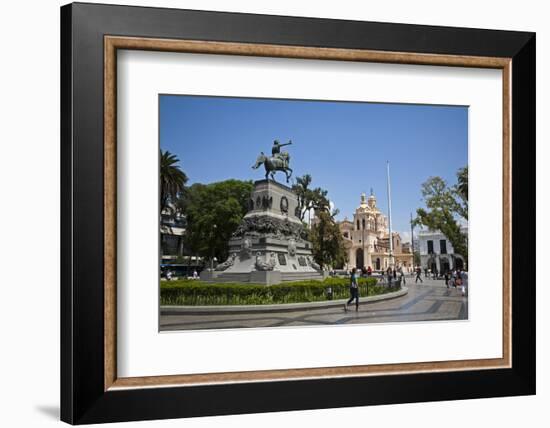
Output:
(159, 277), (468, 331)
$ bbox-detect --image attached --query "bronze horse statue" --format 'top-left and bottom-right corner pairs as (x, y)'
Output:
(252, 151), (293, 183)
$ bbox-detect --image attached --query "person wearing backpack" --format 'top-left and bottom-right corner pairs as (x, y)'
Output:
(344, 267), (359, 312)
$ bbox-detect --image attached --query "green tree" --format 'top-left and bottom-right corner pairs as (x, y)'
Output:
(455, 166), (468, 220)
(413, 251), (421, 266)
(160, 150), (188, 214)
(183, 179), (254, 264)
(292, 174), (330, 221)
(414, 167), (468, 264)
(310, 210), (347, 269)
(295, 174), (346, 269)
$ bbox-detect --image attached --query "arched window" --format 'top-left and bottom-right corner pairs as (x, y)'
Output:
(357, 220), (360, 230)
(362, 218), (365, 230)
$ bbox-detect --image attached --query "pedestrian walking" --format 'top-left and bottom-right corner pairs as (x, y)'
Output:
(460, 270), (468, 296)
(455, 269), (463, 290)
(399, 266), (406, 285)
(415, 266), (423, 283)
(444, 271), (450, 288)
(344, 268), (360, 311)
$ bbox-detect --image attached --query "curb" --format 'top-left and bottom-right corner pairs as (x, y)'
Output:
(161, 286), (408, 315)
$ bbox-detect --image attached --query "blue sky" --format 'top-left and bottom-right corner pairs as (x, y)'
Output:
(160, 95), (468, 242)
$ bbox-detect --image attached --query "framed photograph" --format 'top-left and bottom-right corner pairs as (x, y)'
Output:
(61, 2), (535, 424)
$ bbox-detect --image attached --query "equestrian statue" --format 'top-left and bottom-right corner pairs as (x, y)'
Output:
(252, 140), (293, 183)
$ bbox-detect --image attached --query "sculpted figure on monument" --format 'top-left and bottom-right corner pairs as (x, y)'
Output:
(271, 140), (291, 163)
(252, 140), (293, 183)
(215, 253), (237, 271)
(307, 256), (321, 271)
(280, 196), (289, 214)
(232, 216), (308, 241)
(261, 195), (273, 209)
(288, 239), (297, 257)
(240, 237), (252, 259)
(255, 252), (277, 271)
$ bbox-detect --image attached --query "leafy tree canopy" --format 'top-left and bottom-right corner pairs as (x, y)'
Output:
(414, 167), (468, 263)
(292, 174), (330, 221)
(310, 210), (348, 269)
(183, 179), (254, 263)
(293, 174), (346, 269)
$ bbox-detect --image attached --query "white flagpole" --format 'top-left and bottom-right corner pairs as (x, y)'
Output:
(387, 161), (394, 267)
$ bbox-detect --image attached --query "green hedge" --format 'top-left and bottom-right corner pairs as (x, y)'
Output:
(160, 276), (399, 306)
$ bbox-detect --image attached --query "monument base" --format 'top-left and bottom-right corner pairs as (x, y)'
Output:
(249, 271), (282, 285)
(199, 270), (219, 282)
(204, 270), (324, 285)
(202, 179), (325, 286)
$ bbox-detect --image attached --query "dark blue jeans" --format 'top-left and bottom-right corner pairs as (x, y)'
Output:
(347, 287), (359, 308)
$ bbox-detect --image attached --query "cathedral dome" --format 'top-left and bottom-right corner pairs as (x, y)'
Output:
(368, 188), (377, 208)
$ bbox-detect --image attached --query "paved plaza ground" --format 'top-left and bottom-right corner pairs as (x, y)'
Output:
(159, 277), (468, 331)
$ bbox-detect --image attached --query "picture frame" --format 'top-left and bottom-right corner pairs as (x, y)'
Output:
(61, 2), (535, 424)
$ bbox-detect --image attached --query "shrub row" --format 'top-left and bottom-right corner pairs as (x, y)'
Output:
(160, 277), (399, 306)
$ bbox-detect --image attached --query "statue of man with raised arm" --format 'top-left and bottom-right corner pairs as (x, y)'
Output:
(271, 140), (292, 166)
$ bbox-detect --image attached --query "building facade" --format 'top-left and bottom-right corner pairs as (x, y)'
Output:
(160, 209), (204, 276)
(338, 192), (413, 271)
(160, 209), (186, 263)
(417, 228), (467, 274)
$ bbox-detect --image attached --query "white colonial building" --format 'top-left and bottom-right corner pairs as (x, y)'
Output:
(338, 191), (413, 271)
(417, 227), (467, 274)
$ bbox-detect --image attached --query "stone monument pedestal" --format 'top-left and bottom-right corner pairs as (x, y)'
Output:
(199, 270), (219, 282)
(249, 270), (282, 286)
(202, 179), (324, 285)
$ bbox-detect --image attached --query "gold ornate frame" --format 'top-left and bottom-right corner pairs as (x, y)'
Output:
(103, 36), (512, 391)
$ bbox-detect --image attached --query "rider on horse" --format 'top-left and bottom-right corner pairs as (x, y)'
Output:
(252, 139), (294, 183)
(271, 140), (292, 168)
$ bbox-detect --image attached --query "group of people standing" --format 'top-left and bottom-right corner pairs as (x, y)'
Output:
(414, 265), (467, 296)
(444, 269), (467, 296)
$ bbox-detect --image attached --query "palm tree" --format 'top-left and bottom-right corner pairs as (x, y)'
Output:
(292, 174), (330, 222)
(455, 166), (468, 220)
(292, 174), (312, 221)
(456, 166), (468, 202)
(160, 150), (187, 214)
